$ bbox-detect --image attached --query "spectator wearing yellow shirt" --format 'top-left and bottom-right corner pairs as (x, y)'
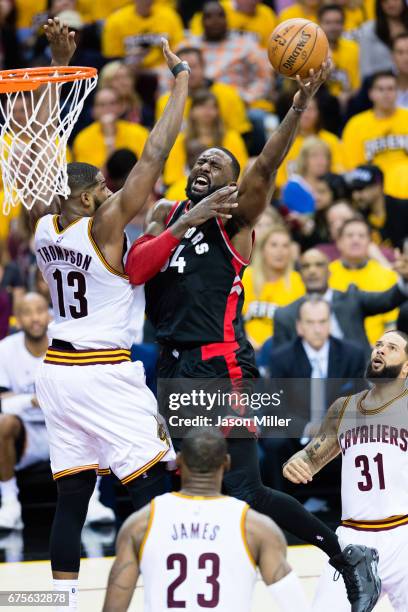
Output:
(276, 97), (344, 188)
(279, 0), (319, 24)
(189, 0), (277, 48)
(163, 90), (248, 188)
(342, 71), (408, 198)
(102, 0), (184, 69)
(329, 217), (399, 345)
(72, 87), (148, 168)
(99, 61), (143, 124)
(242, 226), (304, 349)
(156, 46), (251, 137)
(319, 5), (360, 109)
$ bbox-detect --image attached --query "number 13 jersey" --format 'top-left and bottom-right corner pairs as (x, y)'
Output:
(35, 215), (144, 349)
(140, 492), (257, 612)
(337, 389), (408, 523)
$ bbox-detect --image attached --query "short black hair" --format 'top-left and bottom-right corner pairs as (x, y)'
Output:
(212, 146), (241, 180)
(318, 4), (344, 20)
(181, 427), (227, 473)
(369, 70), (397, 88)
(384, 330), (408, 356)
(67, 162), (100, 196)
(337, 216), (371, 238)
(106, 148), (137, 181)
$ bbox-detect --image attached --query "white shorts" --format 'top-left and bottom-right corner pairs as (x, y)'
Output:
(313, 524), (408, 611)
(15, 419), (49, 471)
(35, 358), (174, 483)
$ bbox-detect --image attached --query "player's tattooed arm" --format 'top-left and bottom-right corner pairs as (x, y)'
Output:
(102, 505), (150, 612)
(236, 60), (331, 227)
(283, 397), (344, 485)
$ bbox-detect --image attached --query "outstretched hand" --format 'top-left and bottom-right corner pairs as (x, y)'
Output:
(44, 17), (76, 66)
(293, 58), (332, 110)
(184, 185), (239, 227)
(161, 38), (188, 75)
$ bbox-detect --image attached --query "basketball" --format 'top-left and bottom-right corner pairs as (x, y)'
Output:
(267, 18), (329, 79)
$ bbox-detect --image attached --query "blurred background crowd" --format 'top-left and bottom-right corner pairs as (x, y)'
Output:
(1, 0), (408, 522)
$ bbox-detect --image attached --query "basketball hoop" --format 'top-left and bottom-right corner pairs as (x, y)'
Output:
(0, 66), (98, 215)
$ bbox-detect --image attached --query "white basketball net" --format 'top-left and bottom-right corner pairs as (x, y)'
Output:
(0, 69), (98, 215)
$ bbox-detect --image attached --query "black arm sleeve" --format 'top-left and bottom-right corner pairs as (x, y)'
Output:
(357, 283), (407, 317)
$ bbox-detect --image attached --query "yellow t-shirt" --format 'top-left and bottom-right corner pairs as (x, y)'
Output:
(328, 38), (360, 96)
(342, 108), (408, 199)
(15, 0), (46, 29)
(276, 129), (344, 188)
(190, 0), (277, 47)
(156, 82), (251, 136)
(343, 6), (366, 32)
(163, 130), (249, 187)
(72, 120), (149, 168)
(242, 267), (305, 347)
(329, 259), (399, 346)
(102, 4), (184, 68)
(278, 4), (318, 24)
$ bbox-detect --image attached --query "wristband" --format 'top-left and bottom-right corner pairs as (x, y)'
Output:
(171, 61), (191, 77)
(292, 104), (306, 113)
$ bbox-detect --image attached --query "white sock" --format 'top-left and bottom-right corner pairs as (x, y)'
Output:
(0, 477), (19, 505)
(53, 579), (78, 612)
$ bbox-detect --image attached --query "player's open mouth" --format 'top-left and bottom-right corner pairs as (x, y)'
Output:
(193, 175), (210, 191)
(372, 357), (384, 367)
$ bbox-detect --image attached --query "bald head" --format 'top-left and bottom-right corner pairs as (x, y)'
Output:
(202, 2), (228, 41)
(299, 249), (330, 293)
(179, 428), (228, 474)
(16, 292), (49, 342)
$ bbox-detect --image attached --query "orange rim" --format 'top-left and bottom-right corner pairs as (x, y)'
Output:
(0, 66), (97, 93)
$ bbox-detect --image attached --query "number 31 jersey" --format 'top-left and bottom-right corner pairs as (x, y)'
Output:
(140, 492), (257, 612)
(337, 389), (408, 522)
(35, 214), (144, 349)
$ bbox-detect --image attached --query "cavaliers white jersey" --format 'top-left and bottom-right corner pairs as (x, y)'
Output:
(140, 493), (257, 612)
(338, 389), (408, 522)
(0, 331), (44, 422)
(35, 215), (144, 349)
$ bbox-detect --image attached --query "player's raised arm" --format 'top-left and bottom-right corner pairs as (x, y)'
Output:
(93, 41), (189, 242)
(246, 509), (311, 611)
(103, 505), (150, 612)
(28, 18), (77, 231)
(283, 396), (344, 485)
(236, 61), (331, 226)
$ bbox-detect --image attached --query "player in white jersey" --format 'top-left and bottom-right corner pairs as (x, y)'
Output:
(0, 294), (50, 530)
(103, 428), (311, 612)
(283, 329), (408, 610)
(29, 19), (238, 611)
(0, 293), (113, 532)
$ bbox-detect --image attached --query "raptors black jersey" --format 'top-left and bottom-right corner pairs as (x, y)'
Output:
(145, 200), (251, 347)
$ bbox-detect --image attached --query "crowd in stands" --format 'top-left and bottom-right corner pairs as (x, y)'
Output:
(1, 0), (408, 514)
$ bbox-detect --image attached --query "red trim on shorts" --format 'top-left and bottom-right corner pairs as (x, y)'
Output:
(165, 201), (180, 226)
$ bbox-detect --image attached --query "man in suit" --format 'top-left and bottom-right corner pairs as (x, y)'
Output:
(273, 247), (408, 358)
(261, 297), (366, 497)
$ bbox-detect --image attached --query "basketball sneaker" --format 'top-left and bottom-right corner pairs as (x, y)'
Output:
(0, 500), (23, 531)
(329, 545), (381, 612)
(84, 490), (115, 525)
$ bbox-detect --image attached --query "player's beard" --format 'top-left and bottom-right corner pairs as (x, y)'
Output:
(186, 175), (221, 204)
(365, 361), (404, 383)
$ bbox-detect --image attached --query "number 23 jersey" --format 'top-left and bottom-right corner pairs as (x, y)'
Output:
(337, 389), (408, 522)
(34, 215), (144, 349)
(140, 492), (257, 612)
